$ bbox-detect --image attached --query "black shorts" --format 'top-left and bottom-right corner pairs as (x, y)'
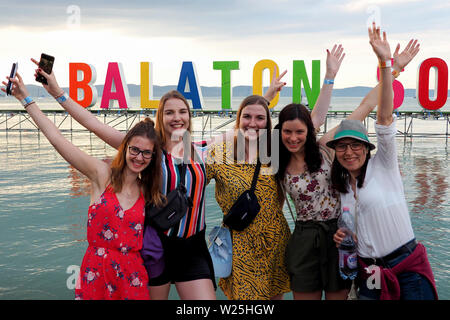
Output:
(148, 229), (216, 288)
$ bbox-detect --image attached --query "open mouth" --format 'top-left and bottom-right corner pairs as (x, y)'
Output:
(130, 159), (146, 169)
(170, 123), (185, 129)
(286, 141), (301, 148)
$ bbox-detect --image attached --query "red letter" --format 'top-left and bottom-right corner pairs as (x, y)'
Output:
(417, 58), (448, 110)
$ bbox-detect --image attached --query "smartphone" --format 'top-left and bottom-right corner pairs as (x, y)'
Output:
(35, 53), (55, 85)
(6, 62), (18, 96)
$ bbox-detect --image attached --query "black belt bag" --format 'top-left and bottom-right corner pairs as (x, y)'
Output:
(146, 164), (192, 230)
(223, 161), (261, 231)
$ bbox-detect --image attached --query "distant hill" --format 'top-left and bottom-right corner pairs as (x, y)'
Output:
(4, 84), (450, 98)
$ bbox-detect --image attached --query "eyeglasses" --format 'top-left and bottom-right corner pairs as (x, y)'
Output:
(335, 141), (365, 152)
(128, 146), (155, 159)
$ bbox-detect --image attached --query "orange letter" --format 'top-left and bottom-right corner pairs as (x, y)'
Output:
(69, 63), (97, 108)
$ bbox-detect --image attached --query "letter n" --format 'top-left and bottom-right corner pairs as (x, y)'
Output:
(292, 60), (320, 110)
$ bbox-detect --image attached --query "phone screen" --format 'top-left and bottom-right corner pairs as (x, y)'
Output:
(6, 62), (18, 96)
(36, 53), (55, 85)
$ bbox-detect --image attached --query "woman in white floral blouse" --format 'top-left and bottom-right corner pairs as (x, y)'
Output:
(275, 41), (420, 300)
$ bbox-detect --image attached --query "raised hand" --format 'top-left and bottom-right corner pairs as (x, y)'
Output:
(264, 65), (287, 102)
(1, 73), (29, 101)
(31, 58), (63, 98)
(368, 22), (392, 61)
(325, 44), (345, 79)
(393, 39), (420, 71)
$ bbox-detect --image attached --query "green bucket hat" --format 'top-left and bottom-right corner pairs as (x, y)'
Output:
(326, 119), (376, 150)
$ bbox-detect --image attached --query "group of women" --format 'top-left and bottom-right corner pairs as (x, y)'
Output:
(3, 23), (438, 300)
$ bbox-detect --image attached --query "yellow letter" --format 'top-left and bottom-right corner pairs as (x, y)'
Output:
(252, 59), (279, 109)
(140, 62), (160, 109)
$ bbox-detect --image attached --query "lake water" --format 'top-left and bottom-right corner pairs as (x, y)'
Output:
(0, 96), (449, 300)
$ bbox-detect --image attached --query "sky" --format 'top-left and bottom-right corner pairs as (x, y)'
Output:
(1, 0), (449, 91)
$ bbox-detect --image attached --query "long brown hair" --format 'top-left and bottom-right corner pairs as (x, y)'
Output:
(233, 95), (272, 162)
(110, 118), (164, 206)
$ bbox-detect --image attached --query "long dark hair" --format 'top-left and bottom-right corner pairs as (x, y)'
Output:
(275, 103), (322, 184)
(330, 147), (371, 193)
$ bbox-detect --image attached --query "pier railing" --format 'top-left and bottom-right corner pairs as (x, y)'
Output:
(1, 109), (449, 138)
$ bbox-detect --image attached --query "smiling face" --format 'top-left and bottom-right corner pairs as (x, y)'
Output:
(281, 118), (308, 155)
(126, 135), (155, 174)
(238, 103), (268, 141)
(334, 137), (369, 178)
(162, 98), (190, 140)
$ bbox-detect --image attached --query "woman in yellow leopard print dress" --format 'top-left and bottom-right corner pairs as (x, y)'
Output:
(206, 95), (291, 300)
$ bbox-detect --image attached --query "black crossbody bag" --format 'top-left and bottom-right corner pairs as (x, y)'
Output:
(223, 161), (261, 231)
(146, 163), (192, 230)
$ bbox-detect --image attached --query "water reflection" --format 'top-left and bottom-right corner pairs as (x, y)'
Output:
(411, 157), (448, 214)
(0, 131), (449, 299)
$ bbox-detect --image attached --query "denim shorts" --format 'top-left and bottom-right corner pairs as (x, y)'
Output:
(358, 240), (435, 300)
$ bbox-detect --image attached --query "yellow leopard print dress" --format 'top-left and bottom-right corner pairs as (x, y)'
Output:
(206, 142), (291, 300)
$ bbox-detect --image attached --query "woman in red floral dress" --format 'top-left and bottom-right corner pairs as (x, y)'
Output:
(4, 68), (163, 300)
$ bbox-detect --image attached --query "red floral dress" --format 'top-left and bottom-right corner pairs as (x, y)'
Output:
(75, 185), (150, 300)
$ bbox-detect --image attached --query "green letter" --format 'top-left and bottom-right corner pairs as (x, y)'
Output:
(213, 61), (239, 109)
(292, 60), (321, 110)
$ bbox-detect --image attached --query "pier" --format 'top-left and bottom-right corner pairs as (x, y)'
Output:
(0, 109), (449, 139)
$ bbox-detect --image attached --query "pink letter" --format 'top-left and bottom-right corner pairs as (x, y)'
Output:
(100, 62), (130, 109)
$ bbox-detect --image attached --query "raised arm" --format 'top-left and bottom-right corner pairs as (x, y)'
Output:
(2, 73), (110, 194)
(31, 58), (125, 149)
(319, 34), (420, 146)
(311, 44), (345, 129)
(368, 23), (394, 125)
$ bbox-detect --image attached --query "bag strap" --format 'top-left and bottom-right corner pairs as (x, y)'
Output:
(178, 163), (187, 187)
(249, 160), (261, 192)
(280, 182), (296, 223)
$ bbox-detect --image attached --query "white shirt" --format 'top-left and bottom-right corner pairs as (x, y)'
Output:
(340, 116), (415, 259)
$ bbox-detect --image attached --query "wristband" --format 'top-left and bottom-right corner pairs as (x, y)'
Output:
(323, 79), (334, 85)
(56, 92), (69, 104)
(379, 60), (392, 69)
(20, 96), (33, 107)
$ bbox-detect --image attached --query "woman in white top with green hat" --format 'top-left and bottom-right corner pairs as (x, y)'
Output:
(330, 23), (437, 300)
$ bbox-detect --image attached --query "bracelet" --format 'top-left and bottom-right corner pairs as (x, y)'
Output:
(392, 69), (400, 78)
(379, 60), (392, 69)
(24, 101), (36, 109)
(56, 92), (69, 104)
(20, 96), (33, 107)
(323, 79), (334, 85)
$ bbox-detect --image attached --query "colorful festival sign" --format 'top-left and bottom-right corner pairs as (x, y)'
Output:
(69, 58), (449, 111)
